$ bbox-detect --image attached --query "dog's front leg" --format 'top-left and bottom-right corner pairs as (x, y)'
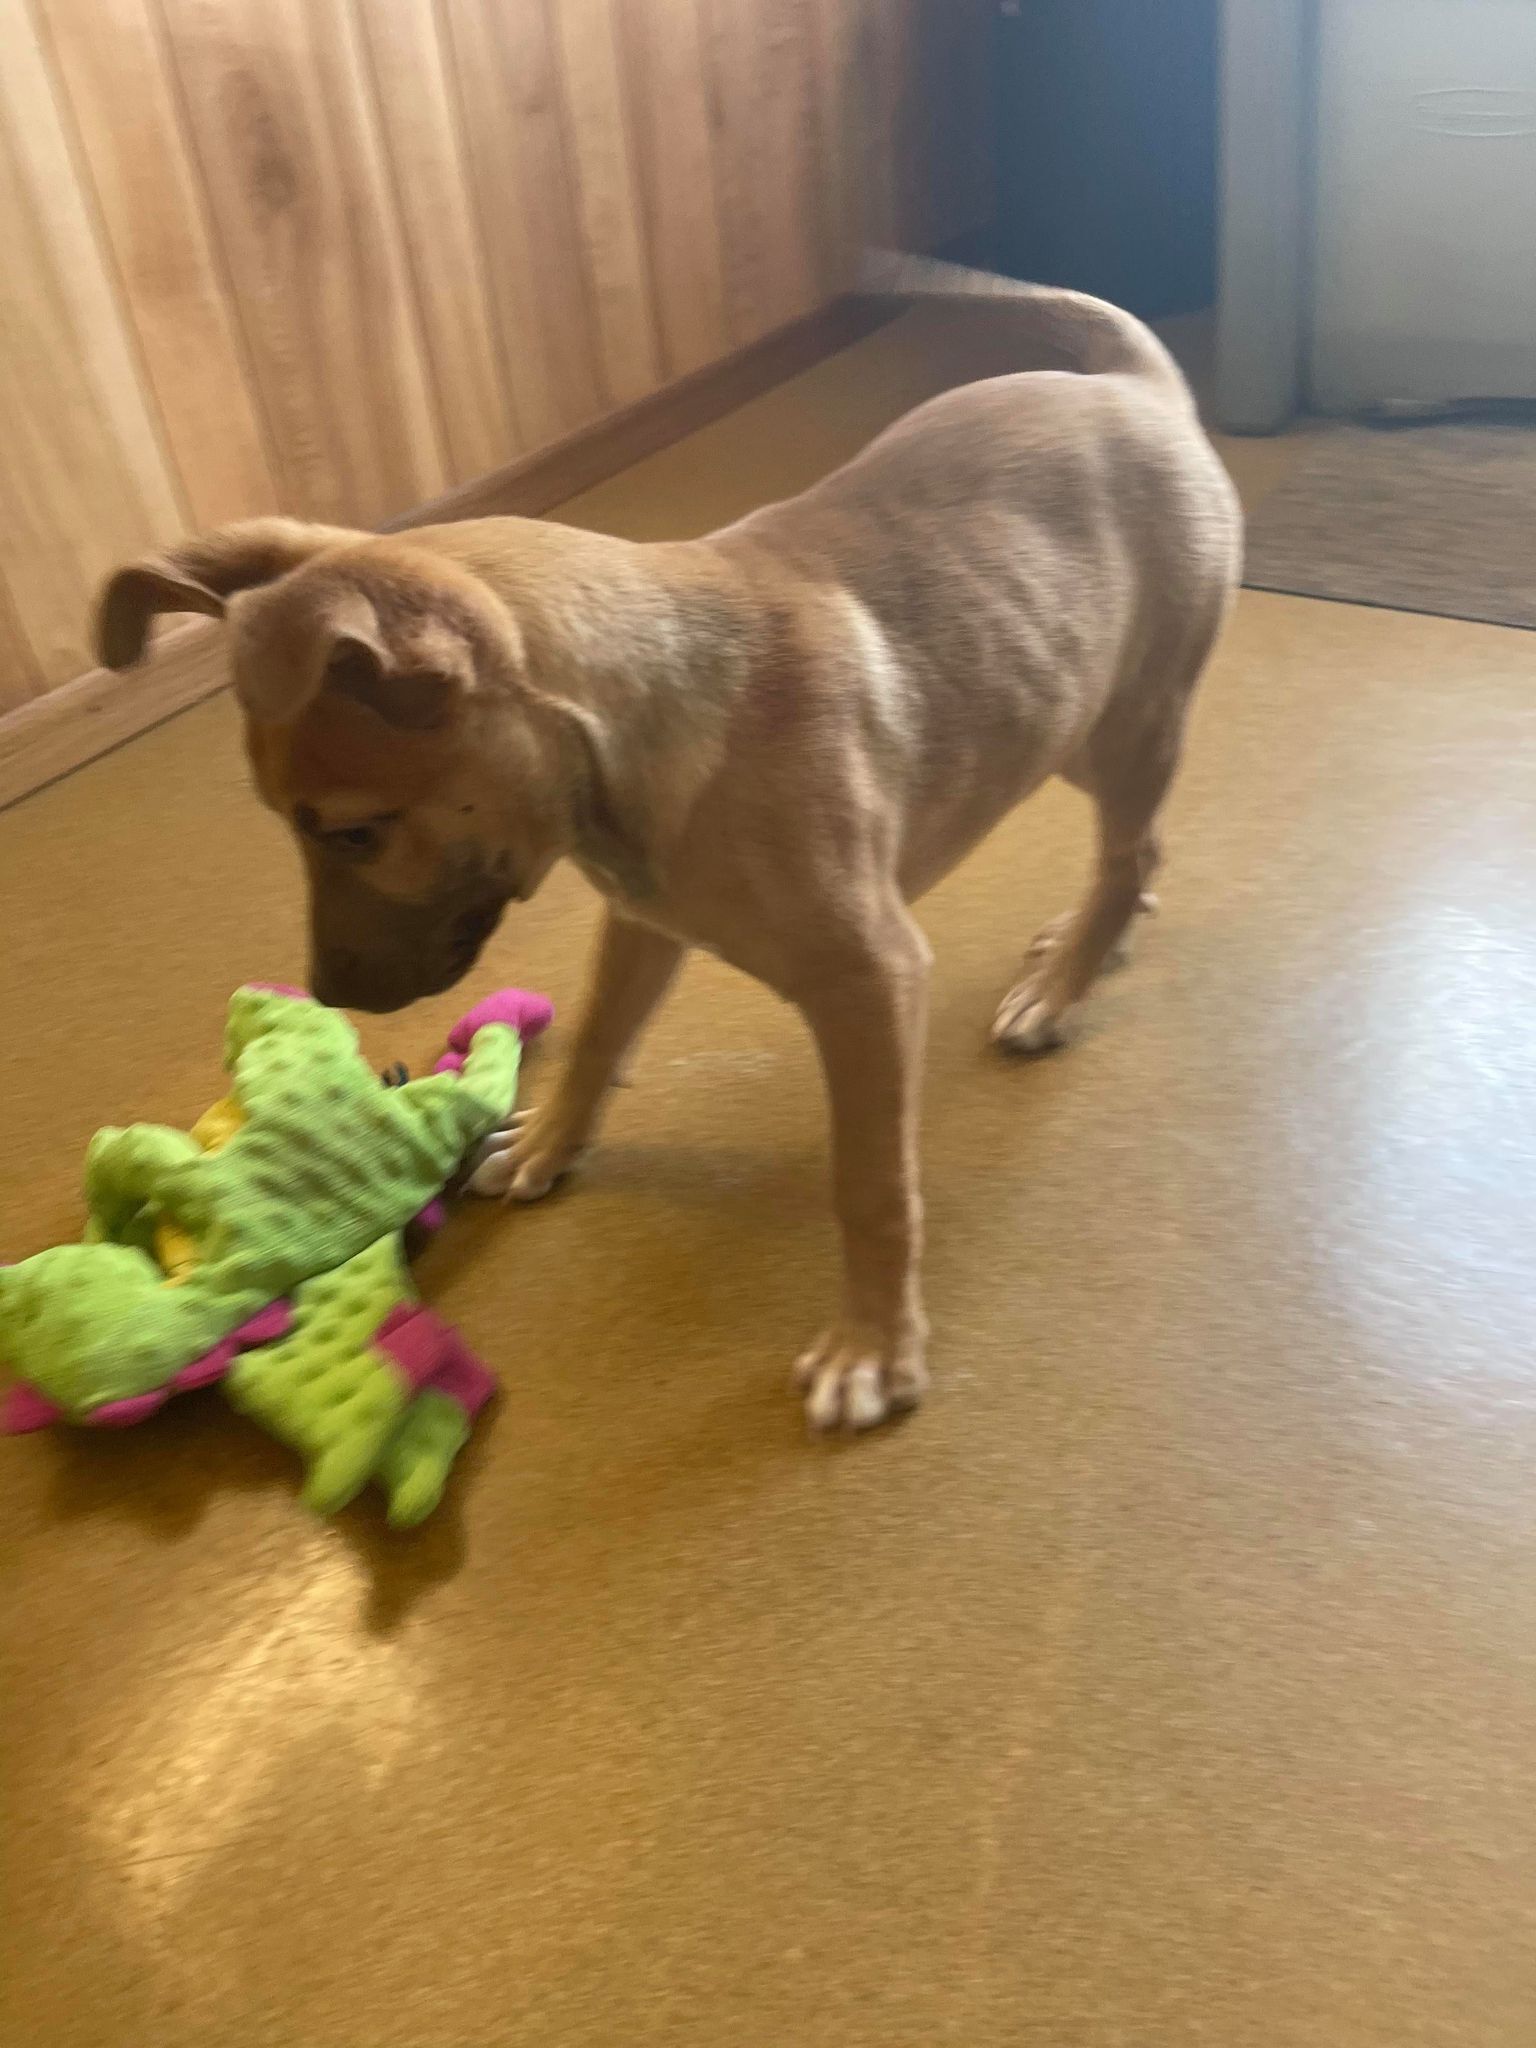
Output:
(792, 920), (931, 1431)
(471, 909), (684, 1200)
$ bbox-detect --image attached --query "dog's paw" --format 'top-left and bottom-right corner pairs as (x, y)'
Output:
(1023, 891), (1156, 971)
(466, 1109), (585, 1202)
(991, 983), (1073, 1054)
(792, 1323), (929, 1434)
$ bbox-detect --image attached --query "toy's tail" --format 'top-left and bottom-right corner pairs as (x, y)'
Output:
(860, 250), (1189, 397)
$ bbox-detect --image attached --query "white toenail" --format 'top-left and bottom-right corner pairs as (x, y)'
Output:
(843, 1363), (886, 1430)
(806, 1366), (844, 1432)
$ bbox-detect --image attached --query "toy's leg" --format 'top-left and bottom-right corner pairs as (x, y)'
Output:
(470, 912), (683, 1200)
(373, 1326), (495, 1528)
(227, 1308), (410, 1520)
(375, 1391), (473, 1529)
(286, 1303), (461, 1519)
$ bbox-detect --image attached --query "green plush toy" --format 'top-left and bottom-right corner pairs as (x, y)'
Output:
(0, 983), (553, 1525)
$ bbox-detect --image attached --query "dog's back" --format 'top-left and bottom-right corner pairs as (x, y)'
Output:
(710, 264), (1239, 880)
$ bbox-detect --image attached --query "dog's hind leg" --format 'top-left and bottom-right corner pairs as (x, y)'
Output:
(991, 680), (1193, 1056)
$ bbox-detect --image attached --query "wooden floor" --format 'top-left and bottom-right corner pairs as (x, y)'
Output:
(3, 308), (1535, 2047)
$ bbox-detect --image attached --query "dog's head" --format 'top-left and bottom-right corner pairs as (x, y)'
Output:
(98, 520), (571, 1011)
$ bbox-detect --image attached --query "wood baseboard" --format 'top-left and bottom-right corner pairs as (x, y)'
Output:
(0, 617), (219, 812)
(0, 294), (895, 813)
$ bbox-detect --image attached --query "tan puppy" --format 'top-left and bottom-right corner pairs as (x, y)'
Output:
(98, 262), (1241, 1433)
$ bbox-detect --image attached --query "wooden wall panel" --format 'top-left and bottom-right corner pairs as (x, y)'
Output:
(0, 0), (993, 780)
(0, 0), (183, 686)
(618, 0), (730, 378)
(0, 582), (42, 715)
(158, 0), (446, 525)
(756, 0), (831, 313)
(811, 1), (867, 297)
(701, 0), (826, 347)
(442, 0), (609, 448)
(36, 0), (279, 532)
(353, 0), (521, 484)
(550, 0), (663, 408)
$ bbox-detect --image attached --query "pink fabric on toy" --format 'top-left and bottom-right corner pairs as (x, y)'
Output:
(374, 1303), (457, 1396)
(246, 983), (312, 1001)
(432, 1329), (497, 1419)
(246, 1301), (293, 1344)
(0, 1300), (294, 1435)
(373, 1304), (496, 1417)
(0, 1383), (63, 1434)
(87, 1390), (176, 1428)
(444, 988), (554, 1054)
(433, 988), (550, 1075)
(86, 1300), (295, 1426)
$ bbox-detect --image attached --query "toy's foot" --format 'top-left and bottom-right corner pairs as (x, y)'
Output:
(792, 1321), (929, 1434)
(466, 1108), (587, 1202)
(376, 1388), (472, 1528)
(226, 1342), (410, 1519)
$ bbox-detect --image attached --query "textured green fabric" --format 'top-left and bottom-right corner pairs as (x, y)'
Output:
(0, 988), (521, 1418)
(374, 1389), (473, 1529)
(223, 1235), (462, 1528)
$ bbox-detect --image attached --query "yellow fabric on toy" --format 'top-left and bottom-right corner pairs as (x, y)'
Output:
(157, 1094), (244, 1285)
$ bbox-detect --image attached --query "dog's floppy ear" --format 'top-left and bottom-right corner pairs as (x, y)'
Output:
(320, 614), (476, 732)
(235, 581), (476, 730)
(95, 518), (357, 670)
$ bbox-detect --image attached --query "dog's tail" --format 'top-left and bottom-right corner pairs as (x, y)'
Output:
(860, 250), (1188, 396)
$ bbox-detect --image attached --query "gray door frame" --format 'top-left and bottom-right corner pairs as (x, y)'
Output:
(1215, 0), (1312, 432)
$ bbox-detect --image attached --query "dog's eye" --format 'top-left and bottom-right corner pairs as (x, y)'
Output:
(327, 822), (383, 855)
(295, 805), (398, 858)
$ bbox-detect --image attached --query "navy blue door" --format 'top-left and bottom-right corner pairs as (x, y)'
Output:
(992, 0), (1219, 321)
